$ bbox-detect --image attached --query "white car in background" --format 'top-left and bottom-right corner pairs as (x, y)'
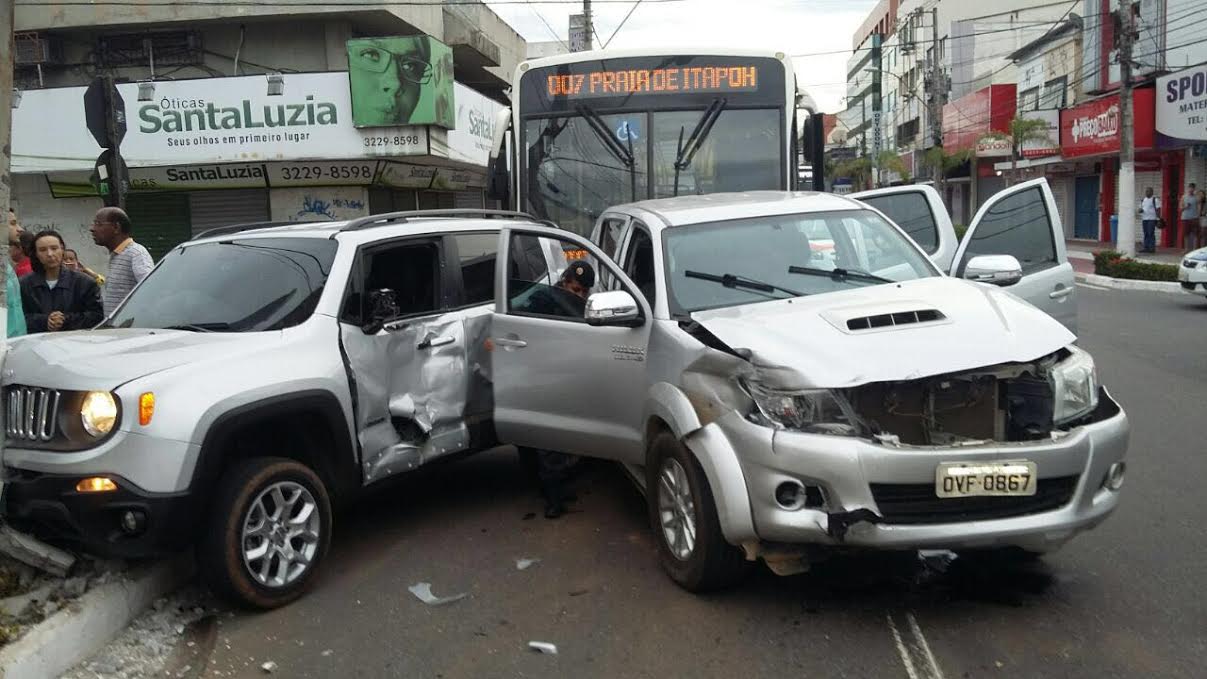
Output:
(1178, 248), (1207, 298)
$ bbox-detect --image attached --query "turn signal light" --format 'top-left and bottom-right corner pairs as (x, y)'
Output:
(139, 392), (155, 426)
(76, 477), (118, 493)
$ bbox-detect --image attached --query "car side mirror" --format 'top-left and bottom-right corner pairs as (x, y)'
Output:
(585, 290), (642, 327)
(367, 289), (400, 328)
(962, 255), (1023, 287)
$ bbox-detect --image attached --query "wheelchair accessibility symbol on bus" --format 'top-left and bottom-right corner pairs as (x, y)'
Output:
(616, 119), (641, 142)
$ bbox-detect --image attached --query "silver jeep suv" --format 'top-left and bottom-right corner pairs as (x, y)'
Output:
(0, 209), (560, 608)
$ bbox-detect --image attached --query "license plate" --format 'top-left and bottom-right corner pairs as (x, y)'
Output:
(935, 461), (1038, 498)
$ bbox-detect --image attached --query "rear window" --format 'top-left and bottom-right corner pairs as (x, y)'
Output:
(860, 192), (939, 253)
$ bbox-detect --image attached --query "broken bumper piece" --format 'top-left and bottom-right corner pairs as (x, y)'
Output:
(714, 388), (1128, 554)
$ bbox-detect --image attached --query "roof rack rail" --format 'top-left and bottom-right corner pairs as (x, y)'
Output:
(191, 221), (298, 241)
(339, 209), (546, 232)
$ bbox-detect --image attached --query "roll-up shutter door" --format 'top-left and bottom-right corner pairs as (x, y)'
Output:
(188, 189), (270, 236)
(124, 192), (192, 263)
(453, 191), (484, 209)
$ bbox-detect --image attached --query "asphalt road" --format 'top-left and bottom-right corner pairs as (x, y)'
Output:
(197, 287), (1207, 679)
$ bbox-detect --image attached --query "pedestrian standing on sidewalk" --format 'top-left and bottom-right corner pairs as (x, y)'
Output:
(90, 207), (155, 316)
(63, 248), (106, 287)
(1138, 187), (1161, 253)
(1181, 183), (1199, 251)
(19, 230), (104, 333)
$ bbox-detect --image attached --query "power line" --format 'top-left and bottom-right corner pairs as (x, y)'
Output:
(602, 0), (643, 49)
(526, 1), (569, 50)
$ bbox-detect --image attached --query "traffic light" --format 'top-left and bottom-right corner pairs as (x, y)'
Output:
(83, 76), (128, 207)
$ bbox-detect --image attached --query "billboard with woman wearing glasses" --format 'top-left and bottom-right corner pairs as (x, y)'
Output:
(347, 36), (455, 129)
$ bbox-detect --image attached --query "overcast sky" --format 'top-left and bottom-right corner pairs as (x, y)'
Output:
(486, 0), (879, 113)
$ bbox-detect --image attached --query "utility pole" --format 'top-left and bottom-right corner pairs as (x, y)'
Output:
(927, 6), (947, 204)
(1116, 2), (1137, 256)
(1, 0), (13, 345)
(583, 0), (594, 50)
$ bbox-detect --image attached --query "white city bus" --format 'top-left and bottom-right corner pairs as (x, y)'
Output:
(488, 48), (824, 235)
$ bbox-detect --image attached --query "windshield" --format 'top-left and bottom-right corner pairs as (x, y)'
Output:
(525, 113), (650, 235)
(652, 108), (781, 198)
(106, 237), (338, 332)
(663, 209), (939, 315)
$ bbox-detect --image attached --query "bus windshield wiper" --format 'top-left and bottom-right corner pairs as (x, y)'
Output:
(788, 265), (893, 284)
(684, 270), (802, 298)
(674, 98), (727, 197)
(576, 104), (639, 202)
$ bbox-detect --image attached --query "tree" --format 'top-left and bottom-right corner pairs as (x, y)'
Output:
(834, 156), (873, 191)
(923, 146), (972, 206)
(981, 116), (1054, 185)
(876, 150), (912, 185)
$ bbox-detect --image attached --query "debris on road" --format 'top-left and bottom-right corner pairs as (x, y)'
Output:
(0, 552), (123, 649)
(261, 660), (278, 673)
(528, 641), (558, 655)
(408, 582), (468, 606)
(59, 586), (215, 679)
(516, 558), (540, 571)
(0, 525), (76, 577)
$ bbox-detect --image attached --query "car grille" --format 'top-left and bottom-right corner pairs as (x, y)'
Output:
(869, 475), (1079, 524)
(5, 386), (62, 442)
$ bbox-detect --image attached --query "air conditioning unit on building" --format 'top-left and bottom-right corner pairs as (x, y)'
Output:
(14, 34), (62, 66)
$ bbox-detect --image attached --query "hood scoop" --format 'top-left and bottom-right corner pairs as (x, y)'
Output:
(819, 301), (950, 334)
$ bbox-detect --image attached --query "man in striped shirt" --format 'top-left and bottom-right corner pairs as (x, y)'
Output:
(91, 207), (155, 316)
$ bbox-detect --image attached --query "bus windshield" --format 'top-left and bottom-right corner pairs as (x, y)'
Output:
(517, 54), (791, 234)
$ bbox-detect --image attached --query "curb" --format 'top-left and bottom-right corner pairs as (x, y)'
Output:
(0, 553), (194, 679)
(1075, 272), (1188, 294)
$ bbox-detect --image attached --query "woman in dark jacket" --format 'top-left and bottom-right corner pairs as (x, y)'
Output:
(20, 230), (104, 333)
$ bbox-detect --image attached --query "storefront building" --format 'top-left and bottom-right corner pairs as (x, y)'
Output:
(1057, 87), (1181, 244)
(10, 72), (504, 274)
(941, 84), (1017, 219)
(1156, 64), (1207, 248)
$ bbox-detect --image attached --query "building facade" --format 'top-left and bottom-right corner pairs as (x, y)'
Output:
(10, 1), (525, 274)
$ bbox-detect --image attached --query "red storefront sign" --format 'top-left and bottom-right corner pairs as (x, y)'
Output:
(941, 84), (1016, 152)
(1060, 88), (1155, 157)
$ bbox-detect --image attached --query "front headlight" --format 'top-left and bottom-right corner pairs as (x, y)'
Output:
(1051, 346), (1098, 425)
(81, 391), (118, 437)
(740, 380), (860, 435)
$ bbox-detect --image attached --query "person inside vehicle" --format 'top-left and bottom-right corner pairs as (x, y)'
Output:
(20, 230), (104, 333)
(524, 260), (596, 318)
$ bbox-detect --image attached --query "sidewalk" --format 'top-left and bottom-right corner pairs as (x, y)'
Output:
(1064, 239), (1188, 294)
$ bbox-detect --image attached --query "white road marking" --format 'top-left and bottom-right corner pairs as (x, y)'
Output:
(907, 612), (947, 679)
(886, 613), (921, 679)
(1077, 282), (1110, 291)
(886, 612), (947, 679)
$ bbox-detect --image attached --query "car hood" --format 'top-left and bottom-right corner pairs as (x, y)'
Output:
(689, 277), (1076, 389)
(2, 329), (282, 392)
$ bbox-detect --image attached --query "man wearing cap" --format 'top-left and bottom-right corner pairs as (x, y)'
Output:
(518, 260), (596, 517)
(524, 259), (596, 318)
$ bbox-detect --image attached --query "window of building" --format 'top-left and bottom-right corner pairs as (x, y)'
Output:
(1019, 87), (1040, 112)
(1041, 76), (1068, 109)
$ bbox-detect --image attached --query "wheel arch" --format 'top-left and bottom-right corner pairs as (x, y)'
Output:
(187, 390), (360, 505)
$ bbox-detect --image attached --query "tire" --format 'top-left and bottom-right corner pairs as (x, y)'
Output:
(646, 432), (751, 592)
(200, 457), (333, 609)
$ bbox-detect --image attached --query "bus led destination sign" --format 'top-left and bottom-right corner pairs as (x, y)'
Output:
(546, 65), (759, 99)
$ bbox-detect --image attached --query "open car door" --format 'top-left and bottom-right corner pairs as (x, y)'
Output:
(851, 184), (959, 270)
(491, 225), (654, 465)
(952, 178), (1076, 333)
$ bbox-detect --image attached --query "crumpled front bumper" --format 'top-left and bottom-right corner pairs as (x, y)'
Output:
(708, 388), (1128, 554)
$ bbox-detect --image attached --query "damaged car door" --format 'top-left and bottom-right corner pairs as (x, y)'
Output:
(338, 235), (477, 484)
(851, 184), (959, 270)
(952, 178), (1076, 333)
(490, 226), (653, 464)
